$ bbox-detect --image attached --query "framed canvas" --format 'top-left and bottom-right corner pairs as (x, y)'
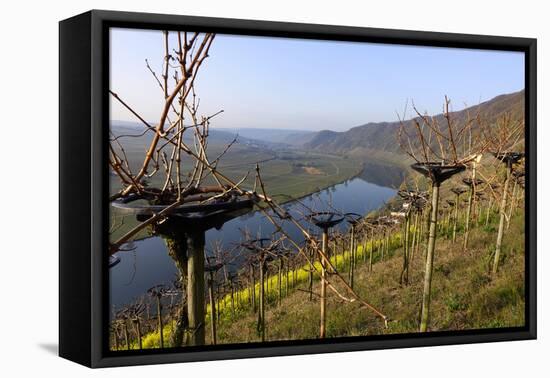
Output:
(59, 10), (537, 368)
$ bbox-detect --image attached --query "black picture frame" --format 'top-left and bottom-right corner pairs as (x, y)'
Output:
(59, 9), (537, 368)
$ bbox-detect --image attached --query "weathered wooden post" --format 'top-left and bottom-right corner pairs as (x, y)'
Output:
(290, 260), (296, 289)
(382, 232), (385, 261)
(410, 211), (419, 257)
(112, 187), (255, 348)
(331, 237), (339, 268)
(216, 283), (222, 324)
(123, 319), (130, 350)
(462, 174), (485, 249)
(249, 262), (256, 313)
(284, 254), (290, 296)
(185, 229), (205, 346)
(339, 241), (345, 269)
(147, 284), (168, 348)
(368, 228), (374, 271)
(115, 310), (131, 350)
(485, 196), (493, 226)
(205, 260), (223, 345)
(445, 204), (452, 233)
(401, 205), (411, 285)
(411, 162), (466, 332)
(444, 200), (455, 238)
(128, 303), (145, 350)
(420, 207), (429, 259)
(236, 278), (242, 309)
(228, 276), (235, 316)
(133, 317), (142, 349)
(412, 212), (420, 258)
(417, 209), (425, 256)
(320, 231), (328, 338)
(234, 278), (239, 310)
(492, 152), (524, 274)
(278, 255), (283, 305)
(507, 169), (524, 229)
(265, 266), (270, 300)
(307, 212), (345, 339)
(450, 187), (467, 243)
(385, 227), (391, 256)
(507, 181), (517, 229)
(307, 245), (314, 301)
(462, 155), (483, 250)
(112, 324), (120, 351)
(259, 257), (267, 341)
(397, 191), (425, 284)
(242, 238), (279, 342)
(423, 181), (440, 330)
(345, 213), (362, 290)
(474, 192), (485, 225)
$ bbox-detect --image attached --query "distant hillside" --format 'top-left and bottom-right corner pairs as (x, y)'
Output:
(304, 90), (525, 160)
(216, 128), (314, 146)
(111, 121), (271, 148)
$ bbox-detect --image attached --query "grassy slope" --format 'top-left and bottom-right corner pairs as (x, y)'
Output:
(213, 213), (524, 343)
(129, 203), (524, 349)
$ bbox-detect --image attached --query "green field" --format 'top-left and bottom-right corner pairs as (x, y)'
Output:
(109, 132), (363, 242)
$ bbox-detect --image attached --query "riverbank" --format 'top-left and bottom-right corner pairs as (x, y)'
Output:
(109, 153), (367, 243)
(109, 170), (399, 308)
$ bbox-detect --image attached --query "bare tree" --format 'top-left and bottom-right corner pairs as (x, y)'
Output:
(397, 97), (484, 332)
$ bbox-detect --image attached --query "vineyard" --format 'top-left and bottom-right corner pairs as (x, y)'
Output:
(107, 30), (526, 351)
(111, 185), (525, 349)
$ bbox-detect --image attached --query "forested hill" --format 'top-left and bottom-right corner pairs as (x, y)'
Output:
(304, 90), (524, 159)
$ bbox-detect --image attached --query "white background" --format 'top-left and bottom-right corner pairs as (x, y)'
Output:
(0, 0), (547, 375)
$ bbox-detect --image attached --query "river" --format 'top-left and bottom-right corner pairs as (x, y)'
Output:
(109, 163), (404, 309)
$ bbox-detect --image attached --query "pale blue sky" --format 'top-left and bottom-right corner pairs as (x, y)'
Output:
(110, 28), (524, 131)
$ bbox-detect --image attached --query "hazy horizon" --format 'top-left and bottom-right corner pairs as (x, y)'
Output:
(110, 28), (524, 132)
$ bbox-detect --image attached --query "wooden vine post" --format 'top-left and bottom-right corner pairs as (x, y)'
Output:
(445, 200), (455, 238)
(307, 212), (345, 339)
(368, 228), (374, 271)
(278, 255), (284, 305)
(205, 260), (223, 345)
(401, 206), (411, 285)
(485, 195), (493, 226)
(112, 324), (119, 351)
(412, 163), (465, 332)
(259, 257), (266, 341)
(241, 238), (279, 342)
(307, 245), (314, 301)
(398, 191), (425, 285)
(114, 194), (254, 347)
(115, 311), (131, 350)
(123, 319), (130, 350)
(147, 285), (167, 348)
(462, 156), (484, 249)
(249, 263), (256, 313)
(128, 303), (145, 350)
(492, 152), (524, 274)
(450, 187), (467, 242)
(345, 213), (362, 290)
(410, 211), (419, 258)
(507, 170), (524, 229)
(186, 230), (205, 346)
(320, 230), (329, 338)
